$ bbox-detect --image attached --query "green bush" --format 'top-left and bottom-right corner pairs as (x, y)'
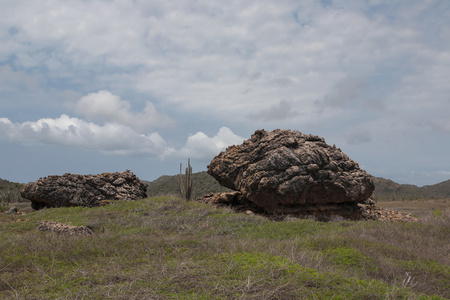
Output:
(433, 210), (444, 217)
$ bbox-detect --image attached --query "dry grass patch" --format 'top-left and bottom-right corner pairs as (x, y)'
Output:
(377, 199), (450, 218)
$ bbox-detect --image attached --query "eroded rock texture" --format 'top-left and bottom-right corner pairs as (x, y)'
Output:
(21, 170), (147, 209)
(207, 129), (374, 215)
(37, 220), (93, 236)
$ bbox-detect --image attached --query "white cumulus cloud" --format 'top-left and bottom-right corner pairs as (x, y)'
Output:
(1, 0), (449, 185)
(0, 116), (243, 160)
(0, 114), (171, 156)
(75, 90), (174, 131)
(165, 127), (245, 160)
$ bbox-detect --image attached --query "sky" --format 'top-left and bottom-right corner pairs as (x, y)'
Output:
(0, 0), (449, 186)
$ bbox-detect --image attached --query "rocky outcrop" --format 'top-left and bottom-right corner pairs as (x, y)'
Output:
(37, 220), (93, 236)
(21, 170), (147, 209)
(207, 129), (374, 215)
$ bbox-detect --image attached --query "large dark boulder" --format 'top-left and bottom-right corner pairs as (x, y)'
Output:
(207, 129), (374, 214)
(21, 170), (147, 209)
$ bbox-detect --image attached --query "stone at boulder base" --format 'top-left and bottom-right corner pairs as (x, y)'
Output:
(207, 129), (375, 216)
(7, 207), (17, 215)
(21, 170), (147, 209)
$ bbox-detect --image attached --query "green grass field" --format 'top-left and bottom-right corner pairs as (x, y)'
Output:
(1, 197), (449, 299)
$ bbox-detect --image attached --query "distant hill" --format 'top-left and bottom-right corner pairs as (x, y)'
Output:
(146, 172), (450, 201)
(0, 178), (26, 204)
(421, 179), (450, 197)
(371, 177), (450, 200)
(0, 178), (24, 191)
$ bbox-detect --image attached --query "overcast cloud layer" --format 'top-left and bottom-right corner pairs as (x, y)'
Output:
(1, 0), (449, 186)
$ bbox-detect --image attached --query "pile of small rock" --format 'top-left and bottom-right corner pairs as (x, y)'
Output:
(358, 200), (418, 222)
(37, 220), (93, 236)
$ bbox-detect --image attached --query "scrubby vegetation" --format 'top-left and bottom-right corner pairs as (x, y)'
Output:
(0, 178), (27, 207)
(1, 196), (449, 299)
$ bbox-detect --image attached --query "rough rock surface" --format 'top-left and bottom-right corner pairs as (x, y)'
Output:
(21, 170), (147, 209)
(207, 129), (374, 214)
(37, 220), (93, 236)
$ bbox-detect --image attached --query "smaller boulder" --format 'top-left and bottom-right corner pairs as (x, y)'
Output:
(21, 170), (147, 209)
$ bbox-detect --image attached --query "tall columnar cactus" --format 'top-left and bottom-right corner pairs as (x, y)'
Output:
(179, 158), (193, 201)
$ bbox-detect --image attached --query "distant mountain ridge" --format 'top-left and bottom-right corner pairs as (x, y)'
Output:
(372, 177), (450, 200)
(147, 172), (450, 201)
